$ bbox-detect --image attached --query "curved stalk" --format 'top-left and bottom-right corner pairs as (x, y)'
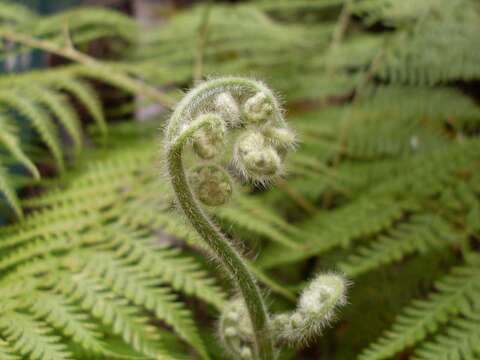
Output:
(167, 138), (274, 360)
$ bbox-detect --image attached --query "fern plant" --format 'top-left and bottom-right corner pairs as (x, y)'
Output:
(164, 76), (347, 359)
(0, 131), (227, 359)
(0, 0), (479, 359)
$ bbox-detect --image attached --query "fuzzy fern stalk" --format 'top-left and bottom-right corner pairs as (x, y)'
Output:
(164, 76), (347, 359)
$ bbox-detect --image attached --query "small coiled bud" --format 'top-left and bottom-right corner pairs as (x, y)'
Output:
(192, 113), (226, 159)
(263, 126), (297, 151)
(189, 165), (233, 206)
(270, 273), (347, 346)
(243, 92), (273, 124)
(240, 346), (253, 359)
(219, 298), (255, 360)
(298, 274), (347, 317)
(215, 92), (242, 127)
(234, 131), (282, 183)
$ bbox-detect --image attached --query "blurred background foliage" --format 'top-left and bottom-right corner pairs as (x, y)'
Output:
(0, 0), (479, 359)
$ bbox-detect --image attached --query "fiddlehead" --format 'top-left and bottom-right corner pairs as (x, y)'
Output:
(164, 77), (346, 359)
(270, 273), (348, 346)
(164, 76), (295, 360)
(219, 298), (255, 359)
(189, 165), (233, 207)
(217, 274), (347, 357)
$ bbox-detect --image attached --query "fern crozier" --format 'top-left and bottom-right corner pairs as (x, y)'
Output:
(164, 76), (295, 360)
(271, 273), (348, 346)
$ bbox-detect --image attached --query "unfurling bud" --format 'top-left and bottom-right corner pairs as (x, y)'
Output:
(189, 165), (233, 206)
(219, 298), (255, 360)
(243, 92), (273, 124)
(270, 273), (347, 346)
(215, 92), (242, 127)
(263, 126), (297, 151)
(240, 346), (253, 359)
(234, 131), (282, 183)
(298, 273), (347, 317)
(192, 113), (226, 159)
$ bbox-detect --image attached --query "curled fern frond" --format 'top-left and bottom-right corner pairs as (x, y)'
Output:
(270, 273), (347, 346)
(165, 76), (296, 360)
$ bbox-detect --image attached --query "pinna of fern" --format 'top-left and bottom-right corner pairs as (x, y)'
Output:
(164, 76), (347, 359)
(0, 1), (136, 217)
(0, 142), (229, 360)
(0, 2), (135, 61)
(0, 65), (108, 217)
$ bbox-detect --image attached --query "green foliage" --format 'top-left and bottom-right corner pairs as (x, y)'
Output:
(0, 134), (227, 358)
(0, 0), (479, 359)
(352, 0), (480, 84)
(0, 0), (136, 216)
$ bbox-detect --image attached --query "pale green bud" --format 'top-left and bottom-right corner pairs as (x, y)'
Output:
(243, 92), (273, 124)
(215, 92), (242, 127)
(263, 126), (297, 151)
(270, 273), (348, 346)
(189, 165), (233, 206)
(234, 131), (282, 183)
(192, 113), (226, 159)
(240, 346), (253, 359)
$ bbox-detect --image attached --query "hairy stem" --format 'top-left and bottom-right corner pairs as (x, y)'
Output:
(167, 139), (274, 360)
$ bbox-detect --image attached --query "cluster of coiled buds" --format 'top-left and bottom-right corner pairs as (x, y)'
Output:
(219, 274), (347, 358)
(166, 77), (296, 207)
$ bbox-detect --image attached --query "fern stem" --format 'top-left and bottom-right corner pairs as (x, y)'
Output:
(167, 126), (274, 360)
(0, 30), (176, 108)
(193, 2), (213, 82)
(326, 0), (353, 75)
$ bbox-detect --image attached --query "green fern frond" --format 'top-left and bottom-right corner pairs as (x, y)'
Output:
(0, 339), (19, 360)
(52, 272), (168, 359)
(0, 312), (70, 360)
(338, 214), (460, 277)
(0, 91), (64, 170)
(412, 310), (480, 360)
(215, 197), (301, 249)
(24, 292), (108, 356)
(0, 163), (22, 217)
(106, 231), (226, 309)
(80, 252), (210, 359)
(0, 1), (37, 24)
(257, 197), (414, 269)
(27, 86), (83, 154)
(50, 77), (107, 137)
(0, 114), (40, 179)
(0, 141), (227, 357)
(354, 0), (480, 84)
(30, 7), (137, 45)
(359, 265), (480, 360)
